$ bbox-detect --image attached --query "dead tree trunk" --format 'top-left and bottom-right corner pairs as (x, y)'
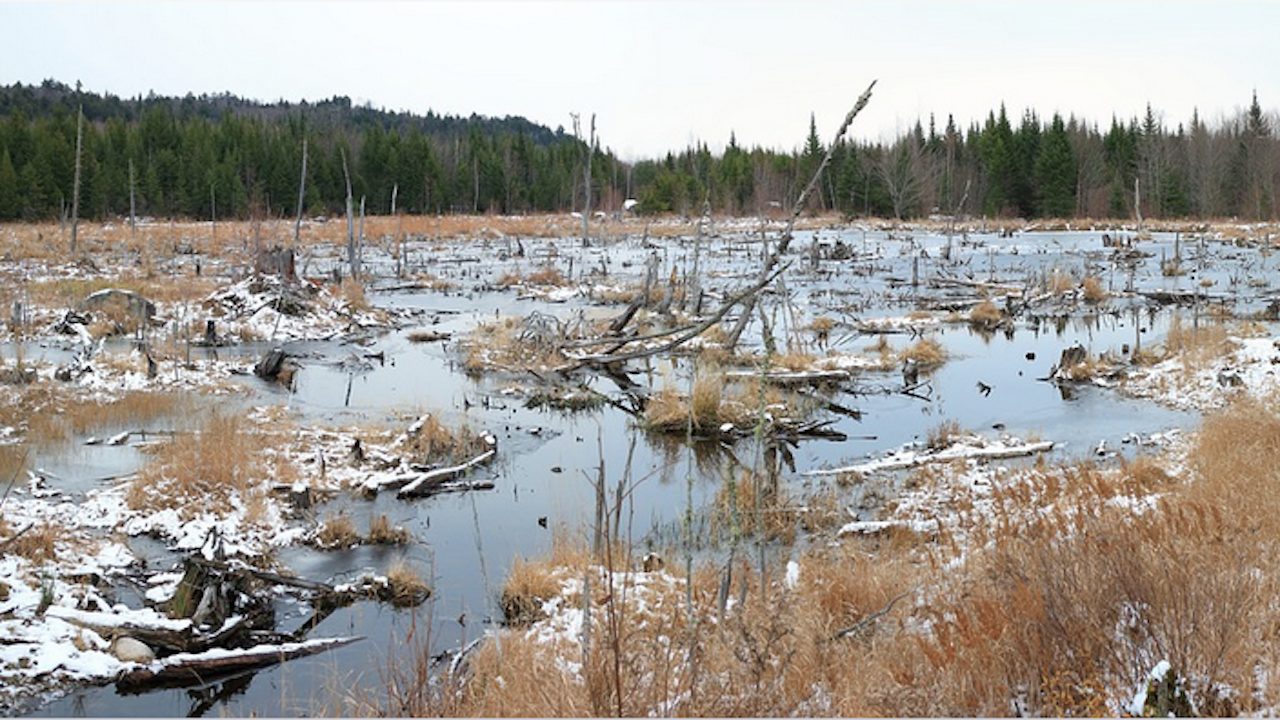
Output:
(70, 105), (83, 255)
(341, 148), (359, 281)
(294, 138), (308, 247)
(128, 158), (137, 241)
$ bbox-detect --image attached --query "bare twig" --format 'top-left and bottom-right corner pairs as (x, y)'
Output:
(831, 589), (911, 640)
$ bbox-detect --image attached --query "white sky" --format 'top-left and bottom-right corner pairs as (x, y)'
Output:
(3, 1), (1278, 160)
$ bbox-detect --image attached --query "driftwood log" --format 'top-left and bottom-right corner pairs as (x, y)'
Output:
(115, 636), (363, 691)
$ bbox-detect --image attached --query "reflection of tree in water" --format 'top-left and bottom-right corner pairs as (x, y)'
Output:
(644, 431), (765, 487)
(184, 670), (255, 718)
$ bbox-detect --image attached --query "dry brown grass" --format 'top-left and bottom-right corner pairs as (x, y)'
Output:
(26, 274), (219, 311)
(2, 521), (62, 564)
(500, 537), (593, 627)
(497, 265), (568, 288)
(383, 558), (431, 607)
(1048, 268), (1076, 294)
(368, 399), (1280, 716)
(499, 555), (564, 627)
(397, 413), (488, 466)
(768, 350), (818, 372)
(1081, 275), (1107, 303)
(9, 386), (189, 451)
(125, 411), (271, 522)
(968, 299), (1003, 329)
(0, 445), (28, 484)
(367, 514), (411, 545)
(925, 418), (965, 450)
(898, 337), (947, 368)
(643, 362), (781, 434)
(808, 315), (837, 345)
(315, 512), (361, 549)
(1160, 314), (1235, 367)
(461, 316), (570, 374)
(338, 277), (369, 311)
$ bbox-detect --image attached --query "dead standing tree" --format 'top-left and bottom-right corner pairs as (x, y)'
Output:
(572, 112), (597, 245)
(341, 147), (360, 281)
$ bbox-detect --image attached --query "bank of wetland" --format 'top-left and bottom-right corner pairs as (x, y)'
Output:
(4, 211), (1280, 716)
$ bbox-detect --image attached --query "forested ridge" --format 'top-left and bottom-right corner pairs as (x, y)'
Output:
(0, 79), (1276, 223)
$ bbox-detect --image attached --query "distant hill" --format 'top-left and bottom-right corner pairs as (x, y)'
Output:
(0, 79), (570, 147)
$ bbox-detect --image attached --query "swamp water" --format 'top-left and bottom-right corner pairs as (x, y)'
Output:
(20, 225), (1269, 716)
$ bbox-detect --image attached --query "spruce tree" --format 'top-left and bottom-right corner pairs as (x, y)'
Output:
(1034, 113), (1077, 217)
(0, 149), (18, 219)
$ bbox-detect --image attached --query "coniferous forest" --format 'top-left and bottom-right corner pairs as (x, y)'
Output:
(0, 79), (1276, 223)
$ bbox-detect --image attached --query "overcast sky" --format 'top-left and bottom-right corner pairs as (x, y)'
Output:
(4, 1), (1278, 160)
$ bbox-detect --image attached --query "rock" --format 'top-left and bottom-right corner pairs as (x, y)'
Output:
(111, 636), (156, 663)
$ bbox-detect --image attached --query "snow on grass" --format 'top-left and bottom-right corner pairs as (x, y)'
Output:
(515, 565), (688, 685)
(805, 432), (1054, 477)
(1122, 335), (1280, 411)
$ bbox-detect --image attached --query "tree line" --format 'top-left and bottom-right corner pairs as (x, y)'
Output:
(0, 79), (1276, 223)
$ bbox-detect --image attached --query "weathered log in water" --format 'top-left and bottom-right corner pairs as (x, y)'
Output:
(724, 368), (853, 386)
(397, 447), (498, 498)
(115, 636), (363, 692)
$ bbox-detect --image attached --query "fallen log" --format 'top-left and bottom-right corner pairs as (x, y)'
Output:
(724, 368), (853, 385)
(115, 636), (363, 691)
(806, 438), (1055, 477)
(397, 448), (497, 498)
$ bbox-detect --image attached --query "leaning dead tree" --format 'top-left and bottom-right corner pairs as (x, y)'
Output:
(725, 80), (877, 349)
(293, 137), (308, 247)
